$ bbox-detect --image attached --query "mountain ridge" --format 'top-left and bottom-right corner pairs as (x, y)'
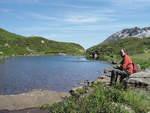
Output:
(103, 26), (150, 43)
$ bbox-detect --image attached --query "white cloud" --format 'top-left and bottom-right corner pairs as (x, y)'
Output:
(63, 8), (117, 24)
(64, 14), (116, 24)
(29, 13), (59, 21)
(28, 9), (116, 24)
(65, 16), (99, 23)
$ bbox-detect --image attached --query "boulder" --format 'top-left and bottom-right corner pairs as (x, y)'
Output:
(127, 69), (150, 89)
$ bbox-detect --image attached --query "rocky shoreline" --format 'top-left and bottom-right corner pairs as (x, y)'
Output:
(71, 68), (150, 95)
(0, 69), (149, 113)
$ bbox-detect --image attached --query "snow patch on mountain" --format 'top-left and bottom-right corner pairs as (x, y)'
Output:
(104, 27), (150, 43)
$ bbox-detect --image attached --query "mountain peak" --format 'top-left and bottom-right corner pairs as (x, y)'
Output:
(103, 26), (150, 43)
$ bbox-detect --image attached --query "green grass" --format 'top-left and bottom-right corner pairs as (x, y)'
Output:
(0, 28), (85, 56)
(132, 53), (150, 69)
(41, 83), (150, 113)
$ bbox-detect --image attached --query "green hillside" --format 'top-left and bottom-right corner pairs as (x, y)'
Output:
(0, 28), (85, 56)
(86, 37), (150, 69)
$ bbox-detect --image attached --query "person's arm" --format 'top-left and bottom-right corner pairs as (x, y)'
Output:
(112, 61), (121, 69)
(122, 56), (128, 70)
(117, 59), (124, 70)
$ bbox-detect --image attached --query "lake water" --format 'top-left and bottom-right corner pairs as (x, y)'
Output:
(0, 56), (110, 95)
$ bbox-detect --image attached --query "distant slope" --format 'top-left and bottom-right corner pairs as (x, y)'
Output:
(103, 27), (150, 43)
(0, 28), (85, 56)
(87, 37), (150, 58)
(86, 37), (150, 69)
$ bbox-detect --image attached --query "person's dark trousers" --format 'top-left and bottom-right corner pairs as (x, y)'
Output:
(110, 69), (129, 87)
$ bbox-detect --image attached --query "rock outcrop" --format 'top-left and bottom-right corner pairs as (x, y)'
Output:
(127, 69), (150, 89)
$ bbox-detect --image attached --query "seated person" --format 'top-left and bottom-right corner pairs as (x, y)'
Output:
(110, 49), (134, 86)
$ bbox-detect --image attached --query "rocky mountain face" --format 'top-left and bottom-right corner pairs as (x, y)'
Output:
(103, 27), (150, 43)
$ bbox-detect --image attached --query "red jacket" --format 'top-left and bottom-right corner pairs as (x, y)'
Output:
(121, 54), (134, 74)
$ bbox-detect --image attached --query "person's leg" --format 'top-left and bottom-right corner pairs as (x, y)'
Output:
(123, 76), (129, 89)
(110, 69), (119, 85)
(115, 70), (129, 89)
(110, 69), (129, 83)
(110, 70), (116, 85)
(115, 73), (119, 83)
(118, 71), (129, 83)
(120, 74), (126, 83)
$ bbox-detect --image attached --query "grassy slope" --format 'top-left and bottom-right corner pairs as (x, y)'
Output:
(42, 83), (150, 113)
(131, 53), (150, 69)
(86, 37), (150, 69)
(0, 28), (85, 56)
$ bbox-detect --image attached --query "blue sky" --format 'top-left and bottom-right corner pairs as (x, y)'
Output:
(0, 0), (150, 48)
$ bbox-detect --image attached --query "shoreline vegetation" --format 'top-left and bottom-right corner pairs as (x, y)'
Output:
(41, 70), (150, 113)
(1, 71), (149, 113)
(41, 73), (150, 113)
(0, 53), (83, 61)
